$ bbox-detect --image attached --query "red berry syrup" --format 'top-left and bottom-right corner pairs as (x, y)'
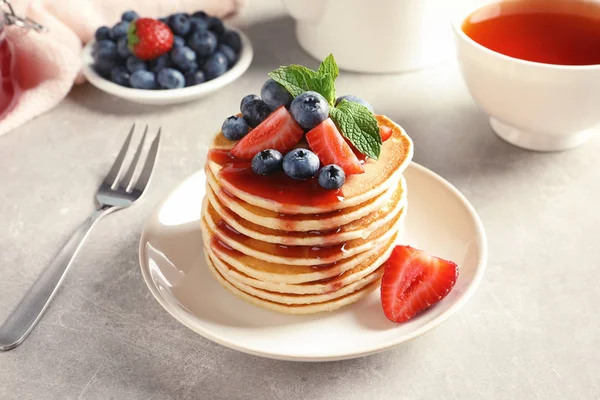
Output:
(208, 149), (345, 209)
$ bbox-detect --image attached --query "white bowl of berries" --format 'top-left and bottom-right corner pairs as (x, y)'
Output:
(81, 10), (253, 105)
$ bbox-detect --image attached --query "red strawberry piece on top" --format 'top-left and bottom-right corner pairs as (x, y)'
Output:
(306, 118), (365, 175)
(344, 138), (368, 164)
(230, 106), (304, 159)
(381, 245), (459, 323)
(380, 125), (393, 142)
(128, 18), (174, 60)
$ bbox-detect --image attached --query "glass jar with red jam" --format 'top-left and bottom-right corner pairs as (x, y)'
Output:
(0, 0), (45, 119)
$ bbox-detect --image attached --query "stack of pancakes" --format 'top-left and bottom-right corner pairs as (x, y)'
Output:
(201, 115), (413, 314)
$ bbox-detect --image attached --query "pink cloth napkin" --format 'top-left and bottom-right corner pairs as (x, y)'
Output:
(0, 0), (243, 137)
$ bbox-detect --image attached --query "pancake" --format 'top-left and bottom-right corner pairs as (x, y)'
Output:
(207, 115), (413, 214)
(204, 250), (381, 315)
(201, 220), (397, 284)
(206, 176), (406, 246)
(205, 234), (395, 294)
(202, 198), (406, 266)
(208, 251), (384, 305)
(205, 166), (397, 231)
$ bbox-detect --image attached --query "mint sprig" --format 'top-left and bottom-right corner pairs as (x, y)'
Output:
(268, 65), (319, 97)
(330, 100), (381, 160)
(269, 55), (337, 106)
(268, 54), (382, 160)
(318, 54), (339, 81)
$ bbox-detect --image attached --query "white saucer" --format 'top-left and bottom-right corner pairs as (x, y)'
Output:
(81, 27), (253, 105)
(139, 163), (487, 361)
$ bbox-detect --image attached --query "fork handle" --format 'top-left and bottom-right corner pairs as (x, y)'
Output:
(0, 208), (112, 351)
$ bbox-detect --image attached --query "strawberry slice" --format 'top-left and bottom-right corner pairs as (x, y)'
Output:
(230, 107), (304, 159)
(381, 245), (459, 323)
(306, 118), (364, 175)
(346, 139), (368, 164)
(380, 125), (393, 142)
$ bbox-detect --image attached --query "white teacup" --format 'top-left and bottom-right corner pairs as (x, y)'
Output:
(282, 0), (459, 73)
(453, 1), (600, 152)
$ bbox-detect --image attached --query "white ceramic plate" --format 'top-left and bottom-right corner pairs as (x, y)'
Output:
(139, 163), (487, 361)
(81, 27), (253, 105)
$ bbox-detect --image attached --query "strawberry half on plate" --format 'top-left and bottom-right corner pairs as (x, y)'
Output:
(230, 107), (304, 159)
(381, 245), (459, 323)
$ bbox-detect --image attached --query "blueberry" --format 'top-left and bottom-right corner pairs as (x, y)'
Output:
(111, 21), (130, 39)
(290, 91), (330, 131)
(129, 70), (157, 89)
(198, 55), (214, 70)
(219, 30), (242, 53)
(282, 149), (320, 180)
(186, 63), (199, 73)
(203, 52), (228, 80)
(149, 55), (172, 73)
(121, 10), (139, 22)
(126, 56), (147, 73)
(185, 70), (206, 86)
(157, 68), (185, 89)
(318, 164), (345, 189)
(170, 46), (197, 71)
(158, 17), (168, 24)
(109, 66), (130, 86)
(188, 30), (217, 57)
(192, 11), (208, 19)
(173, 35), (185, 48)
(93, 40), (117, 58)
(240, 94), (260, 112)
(221, 116), (249, 141)
(168, 13), (191, 36)
(242, 98), (271, 127)
(335, 95), (374, 113)
(95, 26), (112, 41)
(252, 149), (283, 175)
(93, 41), (119, 73)
(207, 16), (225, 36)
(189, 17), (209, 34)
(261, 79), (293, 110)
(116, 38), (132, 59)
(93, 62), (112, 78)
(217, 44), (236, 67)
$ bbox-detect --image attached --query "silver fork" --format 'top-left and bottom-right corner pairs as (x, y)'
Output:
(0, 124), (161, 351)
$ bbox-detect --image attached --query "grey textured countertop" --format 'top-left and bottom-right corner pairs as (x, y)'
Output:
(1, 4), (599, 400)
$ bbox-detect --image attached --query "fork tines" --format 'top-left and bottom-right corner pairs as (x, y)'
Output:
(104, 124), (161, 194)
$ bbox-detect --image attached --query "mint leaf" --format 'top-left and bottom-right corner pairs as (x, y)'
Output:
(268, 56), (338, 106)
(318, 54), (339, 82)
(317, 54), (338, 105)
(330, 100), (381, 160)
(317, 73), (336, 106)
(268, 65), (319, 97)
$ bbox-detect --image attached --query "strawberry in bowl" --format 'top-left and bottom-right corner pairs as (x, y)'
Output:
(127, 18), (174, 61)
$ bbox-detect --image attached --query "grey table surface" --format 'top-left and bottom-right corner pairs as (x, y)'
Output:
(1, 4), (599, 400)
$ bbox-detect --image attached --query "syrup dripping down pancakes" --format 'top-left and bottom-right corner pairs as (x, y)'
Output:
(201, 115), (414, 314)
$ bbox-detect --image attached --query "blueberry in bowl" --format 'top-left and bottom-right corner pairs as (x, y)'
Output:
(82, 10), (253, 105)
